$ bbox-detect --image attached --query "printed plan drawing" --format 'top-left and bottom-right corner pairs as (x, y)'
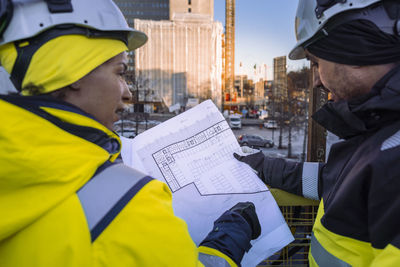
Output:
(120, 100), (294, 267)
(152, 120), (266, 195)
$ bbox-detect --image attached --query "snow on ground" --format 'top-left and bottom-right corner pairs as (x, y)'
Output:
(232, 125), (307, 160)
(232, 125), (341, 161)
(116, 116), (341, 162)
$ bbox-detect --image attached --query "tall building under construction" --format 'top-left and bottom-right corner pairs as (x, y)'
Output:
(113, 0), (170, 23)
(115, 0), (223, 110)
(273, 56), (287, 101)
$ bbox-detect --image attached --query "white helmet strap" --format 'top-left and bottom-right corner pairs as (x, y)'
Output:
(44, 0), (73, 14)
(315, 0), (347, 19)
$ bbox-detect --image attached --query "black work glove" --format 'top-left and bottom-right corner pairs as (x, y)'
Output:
(234, 152), (303, 196)
(229, 202), (261, 239)
(233, 151), (266, 180)
(199, 202), (261, 266)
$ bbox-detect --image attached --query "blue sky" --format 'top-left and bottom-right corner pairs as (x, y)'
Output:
(214, 0), (308, 80)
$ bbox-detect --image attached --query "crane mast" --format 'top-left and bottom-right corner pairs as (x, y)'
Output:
(225, 0), (235, 106)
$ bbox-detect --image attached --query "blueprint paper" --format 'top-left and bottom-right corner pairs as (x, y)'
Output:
(120, 100), (294, 266)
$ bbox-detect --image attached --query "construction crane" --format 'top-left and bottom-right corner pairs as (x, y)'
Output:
(225, 0), (235, 108)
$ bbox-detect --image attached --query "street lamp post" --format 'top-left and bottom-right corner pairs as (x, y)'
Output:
(278, 94), (283, 149)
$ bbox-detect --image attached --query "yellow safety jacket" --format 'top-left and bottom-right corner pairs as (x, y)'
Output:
(0, 95), (236, 267)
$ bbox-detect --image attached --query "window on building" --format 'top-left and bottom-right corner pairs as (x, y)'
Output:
(188, 8), (191, 13)
(188, 0), (191, 5)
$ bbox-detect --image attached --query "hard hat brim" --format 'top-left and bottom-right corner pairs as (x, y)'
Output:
(288, 44), (306, 60)
(128, 29), (148, 50)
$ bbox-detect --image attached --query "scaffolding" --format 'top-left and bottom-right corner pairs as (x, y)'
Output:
(273, 56), (287, 102)
(134, 17), (223, 109)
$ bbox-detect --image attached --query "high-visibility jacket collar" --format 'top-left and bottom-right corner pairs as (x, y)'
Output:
(0, 94), (120, 241)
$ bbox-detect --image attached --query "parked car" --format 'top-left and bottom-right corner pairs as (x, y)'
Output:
(264, 120), (278, 129)
(238, 134), (274, 148)
(228, 115), (242, 129)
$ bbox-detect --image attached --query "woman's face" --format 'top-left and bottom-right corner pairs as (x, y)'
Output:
(64, 52), (132, 130)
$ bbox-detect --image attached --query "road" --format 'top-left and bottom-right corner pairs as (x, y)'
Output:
(232, 124), (307, 160)
(118, 115), (339, 162)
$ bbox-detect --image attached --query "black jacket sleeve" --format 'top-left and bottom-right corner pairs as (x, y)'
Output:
(262, 157), (303, 195)
(234, 151), (325, 199)
(263, 158), (325, 199)
(368, 148), (400, 254)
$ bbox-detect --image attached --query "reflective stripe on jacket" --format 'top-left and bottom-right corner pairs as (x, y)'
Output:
(259, 65), (400, 266)
(0, 95), (235, 267)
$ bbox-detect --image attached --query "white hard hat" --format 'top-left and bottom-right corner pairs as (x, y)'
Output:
(0, 0), (147, 50)
(289, 0), (383, 60)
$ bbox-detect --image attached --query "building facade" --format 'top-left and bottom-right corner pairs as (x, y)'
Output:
(113, 0), (170, 24)
(114, 0), (222, 111)
(169, 0), (213, 19)
(134, 18), (223, 109)
(129, 0), (222, 110)
(273, 56), (288, 101)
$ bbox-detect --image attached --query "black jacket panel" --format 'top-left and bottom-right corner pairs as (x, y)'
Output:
(268, 65), (400, 254)
(312, 65), (400, 250)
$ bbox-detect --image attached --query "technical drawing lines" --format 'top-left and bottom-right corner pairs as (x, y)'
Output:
(231, 166), (265, 192)
(210, 173), (234, 193)
(187, 143), (236, 177)
(153, 120), (230, 158)
(151, 120), (235, 194)
(159, 162), (180, 191)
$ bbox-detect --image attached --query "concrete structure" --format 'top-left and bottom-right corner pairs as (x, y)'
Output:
(234, 74), (246, 98)
(113, 0), (170, 76)
(113, 0), (170, 24)
(231, 75), (266, 109)
(134, 18), (223, 109)
(254, 78), (265, 106)
(114, 0), (222, 110)
(273, 56), (287, 101)
(265, 80), (273, 98)
(170, 0), (213, 19)
(114, 0), (213, 23)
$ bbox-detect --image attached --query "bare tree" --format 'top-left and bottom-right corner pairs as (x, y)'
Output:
(285, 67), (310, 158)
(124, 70), (153, 135)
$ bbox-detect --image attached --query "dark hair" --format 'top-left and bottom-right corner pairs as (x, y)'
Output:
(22, 83), (46, 96)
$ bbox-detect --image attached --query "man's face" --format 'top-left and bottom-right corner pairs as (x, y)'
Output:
(68, 52), (132, 130)
(305, 51), (374, 102)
